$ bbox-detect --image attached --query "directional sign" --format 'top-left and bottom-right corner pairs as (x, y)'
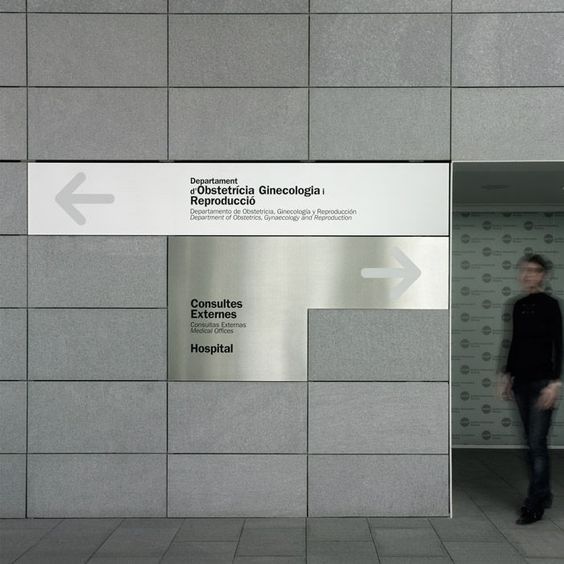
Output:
(169, 236), (449, 381)
(28, 163), (449, 236)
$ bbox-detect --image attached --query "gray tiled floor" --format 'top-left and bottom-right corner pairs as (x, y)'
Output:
(1, 449), (564, 563)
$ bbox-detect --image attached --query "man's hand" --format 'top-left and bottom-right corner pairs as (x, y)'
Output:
(537, 381), (562, 410)
(497, 373), (513, 401)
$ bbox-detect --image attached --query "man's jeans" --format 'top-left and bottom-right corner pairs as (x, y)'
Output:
(513, 379), (554, 512)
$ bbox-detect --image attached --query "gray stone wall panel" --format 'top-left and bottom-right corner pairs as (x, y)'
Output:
(311, 0), (451, 11)
(29, 236), (166, 307)
(28, 88), (167, 160)
(0, 236), (27, 307)
(28, 382), (166, 453)
(29, 309), (167, 381)
(0, 309), (26, 381)
(310, 88), (450, 160)
(170, 15), (308, 86)
(170, 0), (308, 12)
(309, 309), (449, 381)
(0, 163), (26, 235)
(311, 14), (451, 86)
(28, 0), (167, 12)
(309, 382), (449, 454)
(169, 383), (307, 453)
(452, 88), (564, 160)
(170, 88), (308, 160)
(169, 455), (307, 517)
(0, 14), (26, 86)
(453, 0), (564, 11)
(0, 455), (26, 517)
(309, 455), (449, 516)
(29, 14), (167, 86)
(453, 14), (564, 86)
(0, 381), (26, 453)
(28, 454), (167, 517)
(0, 88), (26, 159)
(0, 0), (25, 12)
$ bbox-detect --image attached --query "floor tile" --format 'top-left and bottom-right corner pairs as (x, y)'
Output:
(12, 556), (92, 564)
(372, 528), (446, 557)
(235, 558), (306, 564)
(307, 518), (371, 541)
(552, 518), (564, 530)
(547, 503), (564, 519)
(0, 528), (51, 553)
(237, 528), (305, 557)
(13, 536), (103, 556)
(525, 559), (564, 564)
(88, 558), (161, 564)
(430, 516), (504, 541)
(368, 517), (432, 529)
(484, 508), (559, 531)
(0, 531), (48, 564)
(443, 541), (527, 563)
(501, 529), (564, 558)
(380, 558), (453, 564)
(93, 527), (178, 557)
(307, 541), (379, 564)
(161, 541), (237, 563)
(176, 518), (244, 541)
(0, 519), (61, 531)
(450, 490), (486, 518)
(118, 518), (182, 529)
(45, 518), (121, 540)
(465, 487), (522, 509)
(549, 483), (564, 496)
(244, 518), (306, 529)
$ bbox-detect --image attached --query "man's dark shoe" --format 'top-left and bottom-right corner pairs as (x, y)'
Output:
(516, 508), (543, 525)
(521, 493), (553, 514)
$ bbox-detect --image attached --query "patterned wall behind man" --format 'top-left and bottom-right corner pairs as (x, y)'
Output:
(452, 212), (564, 446)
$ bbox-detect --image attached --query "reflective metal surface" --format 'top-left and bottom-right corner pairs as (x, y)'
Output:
(169, 237), (449, 381)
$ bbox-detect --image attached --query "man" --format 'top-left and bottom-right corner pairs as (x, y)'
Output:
(500, 254), (562, 525)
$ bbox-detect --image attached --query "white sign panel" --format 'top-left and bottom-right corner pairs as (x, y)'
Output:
(28, 162), (449, 235)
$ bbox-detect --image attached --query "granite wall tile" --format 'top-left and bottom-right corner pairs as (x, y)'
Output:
(169, 383), (307, 453)
(28, 382), (166, 452)
(28, 88), (167, 160)
(311, 14), (450, 86)
(309, 455), (449, 516)
(28, 454), (167, 517)
(29, 309), (167, 380)
(0, 14), (26, 85)
(29, 14), (167, 86)
(29, 236), (166, 307)
(170, 15), (307, 86)
(169, 455), (307, 516)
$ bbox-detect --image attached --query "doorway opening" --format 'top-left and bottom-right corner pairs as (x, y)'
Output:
(451, 161), (564, 515)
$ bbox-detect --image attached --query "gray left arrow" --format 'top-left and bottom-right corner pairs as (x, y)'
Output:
(55, 172), (115, 225)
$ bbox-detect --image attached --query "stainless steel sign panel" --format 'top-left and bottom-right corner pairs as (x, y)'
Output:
(169, 236), (448, 381)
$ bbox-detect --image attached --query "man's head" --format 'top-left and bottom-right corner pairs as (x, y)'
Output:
(518, 253), (550, 293)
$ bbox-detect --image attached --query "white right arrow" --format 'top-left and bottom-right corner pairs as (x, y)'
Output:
(361, 246), (421, 300)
